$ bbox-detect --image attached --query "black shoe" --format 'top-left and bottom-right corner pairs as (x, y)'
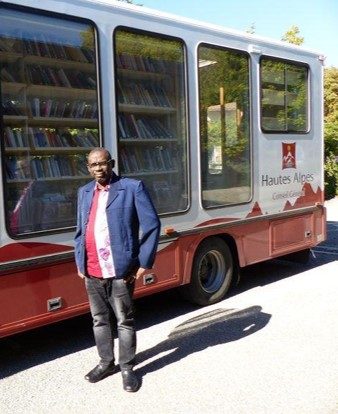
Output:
(85, 363), (117, 383)
(121, 369), (139, 392)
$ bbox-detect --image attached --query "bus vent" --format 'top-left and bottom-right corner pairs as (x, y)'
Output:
(143, 274), (155, 285)
(47, 297), (63, 312)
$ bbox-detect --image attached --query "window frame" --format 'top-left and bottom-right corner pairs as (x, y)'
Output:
(113, 26), (191, 217)
(259, 55), (310, 134)
(0, 4), (102, 239)
(197, 42), (253, 210)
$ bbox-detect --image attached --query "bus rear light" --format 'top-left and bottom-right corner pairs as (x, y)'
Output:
(164, 227), (176, 236)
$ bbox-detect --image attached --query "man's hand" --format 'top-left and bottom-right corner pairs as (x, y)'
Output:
(124, 267), (152, 284)
(135, 267), (152, 280)
(77, 270), (85, 279)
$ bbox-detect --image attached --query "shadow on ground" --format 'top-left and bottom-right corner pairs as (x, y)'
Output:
(135, 306), (271, 380)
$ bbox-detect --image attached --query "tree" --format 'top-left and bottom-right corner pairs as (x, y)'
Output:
(117, 0), (142, 5)
(281, 25), (304, 46)
(245, 23), (256, 34)
(323, 68), (338, 198)
(324, 67), (338, 123)
(324, 67), (338, 156)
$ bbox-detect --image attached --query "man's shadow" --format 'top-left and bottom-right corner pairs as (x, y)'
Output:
(135, 305), (271, 379)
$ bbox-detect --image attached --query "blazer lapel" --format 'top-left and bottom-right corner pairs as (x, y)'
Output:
(106, 175), (123, 208)
(83, 181), (96, 216)
(107, 181), (122, 208)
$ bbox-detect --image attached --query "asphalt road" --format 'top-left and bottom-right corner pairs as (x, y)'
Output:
(1, 199), (337, 414)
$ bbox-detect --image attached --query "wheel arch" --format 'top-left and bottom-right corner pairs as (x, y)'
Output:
(215, 233), (241, 286)
(182, 231), (241, 287)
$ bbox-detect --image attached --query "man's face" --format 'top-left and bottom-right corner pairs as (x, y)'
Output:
(87, 151), (113, 185)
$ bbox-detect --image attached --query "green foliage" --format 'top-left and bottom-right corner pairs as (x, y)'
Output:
(324, 67), (338, 123)
(323, 67), (338, 198)
(115, 30), (183, 61)
(80, 27), (95, 50)
(281, 25), (304, 46)
(245, 23), (256, 34)
(116, 0), (143, 6)
(325, 121), (338, 156)
(324, 152), (338, 199)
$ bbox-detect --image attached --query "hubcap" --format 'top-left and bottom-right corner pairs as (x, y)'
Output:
(198, 250), (226, 293)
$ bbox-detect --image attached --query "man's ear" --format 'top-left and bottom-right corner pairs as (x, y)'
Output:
(111, 159), (115, 168)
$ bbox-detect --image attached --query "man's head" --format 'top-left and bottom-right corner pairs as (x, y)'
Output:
(87, 148), (115, 185)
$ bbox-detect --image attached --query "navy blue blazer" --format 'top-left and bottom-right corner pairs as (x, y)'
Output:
(74, 173), (160, 279)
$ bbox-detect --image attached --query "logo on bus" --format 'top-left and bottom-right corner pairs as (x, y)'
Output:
(282, 142), (296, 169)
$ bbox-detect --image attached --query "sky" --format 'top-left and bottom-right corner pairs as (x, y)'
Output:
(139, 0), (338, 68)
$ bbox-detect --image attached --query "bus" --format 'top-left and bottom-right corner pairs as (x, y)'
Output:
(0, 0), (326, 337)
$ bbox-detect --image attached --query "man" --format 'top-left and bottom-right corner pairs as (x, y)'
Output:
(74, 148), (160, 392)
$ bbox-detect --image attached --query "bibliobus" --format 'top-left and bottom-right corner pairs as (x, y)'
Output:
(0, 0), (326, 337)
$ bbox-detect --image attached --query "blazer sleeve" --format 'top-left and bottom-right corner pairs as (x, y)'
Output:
(134, 181), (161, 268)
(74, 187), (83, 270)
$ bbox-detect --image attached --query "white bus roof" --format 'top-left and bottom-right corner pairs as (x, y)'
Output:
(2, 0), (324, 60)
(81, 0), (323, 57)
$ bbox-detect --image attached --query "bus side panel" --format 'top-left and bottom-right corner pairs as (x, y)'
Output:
(238, 209), (325, 265)
(134, 241), (181, 298)
(0, 261), (88, 338)
(179, 207), (326, 279)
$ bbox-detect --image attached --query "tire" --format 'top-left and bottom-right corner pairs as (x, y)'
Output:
(181, 237), (234, 306)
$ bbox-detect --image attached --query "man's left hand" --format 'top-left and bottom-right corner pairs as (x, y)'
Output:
(124, 267), (152, 284)
(135, 267), (152, 280)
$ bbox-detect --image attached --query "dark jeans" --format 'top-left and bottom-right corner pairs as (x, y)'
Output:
(85, 276), (136, 370)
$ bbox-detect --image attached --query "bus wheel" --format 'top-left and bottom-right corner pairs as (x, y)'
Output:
(181, 237), (234, 306)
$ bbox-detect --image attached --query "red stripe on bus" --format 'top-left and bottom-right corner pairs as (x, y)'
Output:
(0, 243), (73, 262)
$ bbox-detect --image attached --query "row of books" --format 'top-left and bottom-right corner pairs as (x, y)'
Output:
(5, 156), (30, 180)
(117, 80), (172, 108)
(118, 114), (174, 140)
(119, 146), (177, 174)
(0, 35), (95, 63)
(9, 186), (78, 234)
(2, 95), (98, 119)
(29, 127), (99, 148)
(23, 38), (95, 63)
(25, 65), (96, 89)
(5, 155), (89, 180)
(4, 127), (29, 148)
(116, 53), (168, 74)
(4, 126), (99, 148)
(32, 156), (73, 178)
(28, 98), (98, 119)
(2, 95), (24, 116)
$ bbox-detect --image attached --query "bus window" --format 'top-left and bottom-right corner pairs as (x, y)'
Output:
(114, 28), (188, 215)
(260, 58), (308, 132)
(0, 9), (99, 236)
(198, 44), (251, 208)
